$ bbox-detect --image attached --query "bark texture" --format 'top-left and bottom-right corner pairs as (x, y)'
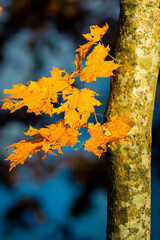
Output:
(105, 0), (160, 239)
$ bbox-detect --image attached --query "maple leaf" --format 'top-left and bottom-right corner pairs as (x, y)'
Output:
(72, 52), (82, 72)
(80, 43), (120, 82)
(64, 109), (80, 128)
(83, 122), (107, 158)
(2, 67), (74, 116)
(83, 23), (109, 43)
(75, 40), (94, 58)
(50, 66), (75, 86)
(83, 117), (134, 158)
(5, 120), (81, 171)
(75, 23), (109, 59)
(53, 88), (102, 127)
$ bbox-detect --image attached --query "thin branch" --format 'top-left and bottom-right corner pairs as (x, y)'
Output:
(93, 110), (98, 122)
(95, 112), (107, 119)
(95, 113), (104, 117)
(107, 53), (119, 61)
(100, 40), (104, 46)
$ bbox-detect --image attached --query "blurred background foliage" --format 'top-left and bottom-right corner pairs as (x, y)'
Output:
(0, 0), (160, 239)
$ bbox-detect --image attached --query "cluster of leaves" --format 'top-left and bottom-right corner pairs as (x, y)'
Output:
(2, 23), (134, 171)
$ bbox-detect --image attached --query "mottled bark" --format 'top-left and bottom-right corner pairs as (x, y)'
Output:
(105, 0), (160, 239)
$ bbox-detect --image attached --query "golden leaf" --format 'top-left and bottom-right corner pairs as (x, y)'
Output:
(83, 117), (134, 157)
(75, 40), (94, 58)
(83, 23), (109, 43)
(64, 109), (80, 128)
(5, 120), (81, 171)
(53, 88), (102, 127)
(75, 23), (109, 59)
(72, 52), (82, 72)
(2, 67), (74, 116)
(80, 43), (120, 82)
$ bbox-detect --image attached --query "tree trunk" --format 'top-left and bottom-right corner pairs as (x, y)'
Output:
(104, 0), (160, 239)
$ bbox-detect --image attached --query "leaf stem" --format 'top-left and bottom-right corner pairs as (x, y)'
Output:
(95, 113), (104, 117)
(100, 40), (104, 46)
(94, 110), (98, 122)
(95, 112), (107, 119)
(107, 53), (119, 61)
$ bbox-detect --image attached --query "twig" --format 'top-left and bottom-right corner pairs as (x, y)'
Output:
(94, 110), (98, 122)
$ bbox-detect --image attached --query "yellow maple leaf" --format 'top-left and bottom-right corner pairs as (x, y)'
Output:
(53, 88), (102, 127)
(5, 120), (81, 171)
(72, 52), (82, 72)
(83, 117), (134, 158)
(84, 122), (107, 158)
(79, 111), (91, 126)
(50, 66), (75, 85)
(75, 40), (94, 58)
(77, 89), (102, 113)
(75, 23), (109, 59)
(64, 109), (80, 128)
(103, 116), (134, 139)
(2, 67), (74, 116)
(83, 23), (109, 43)
(80, 43), (120, 82)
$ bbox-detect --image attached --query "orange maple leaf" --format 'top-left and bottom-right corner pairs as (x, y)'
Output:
(83, 23), (109, 43)
(53, 88), (102, 127)
(80, 43), (120, 82)
(83, 117), (134, 158)
(72, 52), (82, 72)
(75, 40), (94, 58)
(5, 120), (81, 171)
(64, 109), (81, 128)
(2, 67), (74, 116)
(75, 23), (109, 59)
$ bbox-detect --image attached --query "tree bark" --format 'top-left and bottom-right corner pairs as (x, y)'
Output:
(104, 0), (160, 239)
